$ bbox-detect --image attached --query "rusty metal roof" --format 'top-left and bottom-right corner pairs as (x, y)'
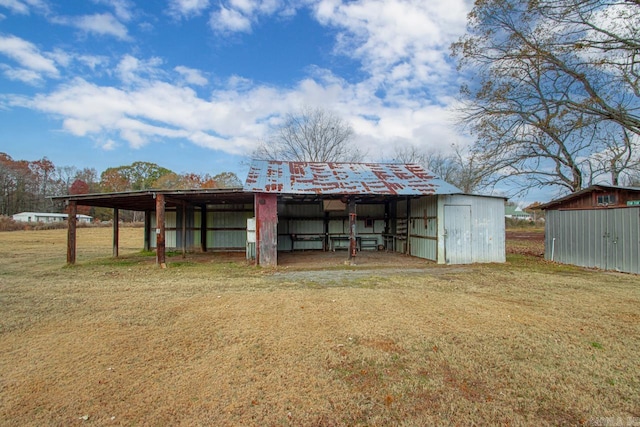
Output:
(51, 188), (253, 211)
(244, 160), (461, 195)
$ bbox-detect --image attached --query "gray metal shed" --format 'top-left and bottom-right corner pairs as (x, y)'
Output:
(541, 186), (640, 274)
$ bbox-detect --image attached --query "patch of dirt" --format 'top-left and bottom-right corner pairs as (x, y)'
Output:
(506, 229), (545, 257)
(505, 230), (545, 241)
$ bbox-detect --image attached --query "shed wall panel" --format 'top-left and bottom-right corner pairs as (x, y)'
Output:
(437, 195), (505, 264)
(546, 208), (640, 274)
(409, 196), (438, 261)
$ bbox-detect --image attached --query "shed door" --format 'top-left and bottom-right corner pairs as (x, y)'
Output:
(444, 205), (472, 264)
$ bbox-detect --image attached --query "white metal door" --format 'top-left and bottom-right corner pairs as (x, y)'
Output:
(444, 205), (472, 264)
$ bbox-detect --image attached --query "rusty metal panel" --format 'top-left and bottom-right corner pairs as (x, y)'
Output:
(245, 160), (461, 195)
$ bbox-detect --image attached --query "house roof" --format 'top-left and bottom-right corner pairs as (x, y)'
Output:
(244, 160), (462, 197)
(13, 212), (92, 218)
(538, 184), (640, 210)
(504, 206), (531, 216)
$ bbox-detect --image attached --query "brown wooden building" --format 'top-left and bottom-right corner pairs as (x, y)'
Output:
(539, 185), (640, 211)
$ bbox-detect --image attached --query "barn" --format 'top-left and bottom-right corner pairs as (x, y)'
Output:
(245, 161), (505, 266)
(540, 184), (640, 274)
(54, 161), (506, 267)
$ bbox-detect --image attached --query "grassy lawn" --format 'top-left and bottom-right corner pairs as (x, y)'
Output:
(0, 227), (638, 426)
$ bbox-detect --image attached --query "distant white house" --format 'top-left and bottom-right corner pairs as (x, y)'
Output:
(12, 212), (93, 224)
(504, 205), (533, 221)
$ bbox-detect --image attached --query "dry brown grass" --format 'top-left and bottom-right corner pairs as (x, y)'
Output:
(1, 228), (639, 426)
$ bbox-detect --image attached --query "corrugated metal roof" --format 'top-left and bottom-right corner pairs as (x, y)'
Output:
(244, 160), (462, 195)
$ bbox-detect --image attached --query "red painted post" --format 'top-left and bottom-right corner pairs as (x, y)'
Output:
(255, 193), (278, 267)
(349, 199), (357, 262)
(155, 193), (166, 267)
(67, 201), (77, 265)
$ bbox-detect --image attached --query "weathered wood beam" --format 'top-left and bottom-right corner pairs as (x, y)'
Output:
(67, 201), (77, 265)
(144, 210), (151, 252)
(200, 204), (207, 252)
(349, 198), (357, 262)
(181, 204), (187, 259)
(113, 208), (119, 258)
(255, 193), (277, 267)
(155, 193), (166, 267)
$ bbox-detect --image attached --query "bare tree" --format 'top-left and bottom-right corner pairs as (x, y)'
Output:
(453, 0), (640, 194)
(392, 145), (492, 193)
(254, 106), (363, 162)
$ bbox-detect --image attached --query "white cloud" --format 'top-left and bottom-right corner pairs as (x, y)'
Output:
(210, 5), (252, 33)
(1, 64), (44, 84)
(12, 58), (466, 160)
(311, 0), (470, 99)
(55, 12), (130, 40)
(0, 35), (59, 77)
(168, 0), (210, 18)
(116, 55), (163, 84)
(175, 65), (208, 86)
(76, 13), (129, 39)
(0, 0), (48, 14)
(208, 0), (290, 34)
(0, 0), (29, 14)
(94, 0), (134, 22)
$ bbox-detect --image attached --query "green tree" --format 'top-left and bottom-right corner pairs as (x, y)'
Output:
(100, 162), (174, 192)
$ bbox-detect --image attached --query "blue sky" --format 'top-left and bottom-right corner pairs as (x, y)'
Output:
(0, 0), (521, 197)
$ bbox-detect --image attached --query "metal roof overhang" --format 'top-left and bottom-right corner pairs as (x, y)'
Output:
(51, 188), (255, 211)
(276, 193), (419, 204)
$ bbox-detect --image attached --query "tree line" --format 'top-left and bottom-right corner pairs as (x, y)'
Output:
(0, 152), (241, 220)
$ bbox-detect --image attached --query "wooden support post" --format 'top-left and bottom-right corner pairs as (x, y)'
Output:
(384, 202), (390, 235)
(144, 211), (151, 252)
(181, 204), (187, 259)
(113, 208), (119, 258)
(155, 193), (166, 267)
(349, 198), (357, 262)
(200, 205), (207, 252)
(255, 193), (278, 267)
(67, 201), (77, 265)
(323, 211), (329, 251)
(406, 197), (411, 255)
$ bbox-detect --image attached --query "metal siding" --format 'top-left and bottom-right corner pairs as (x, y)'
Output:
(149, 206), (249, 250)
(470, 196), (506, 263)
(409, 196), (438, 261)
(357, 204), (385, 217)
(438, 195), (505, 264)
(329, 219), (347, 234)
(444, 205), (473, 264)
(545, 208), (640, 274)
(288, 219), (324, 250)
(280, 203), (323, 218)
(206, 206), (250, 250)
